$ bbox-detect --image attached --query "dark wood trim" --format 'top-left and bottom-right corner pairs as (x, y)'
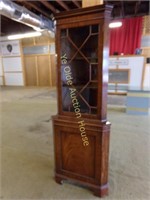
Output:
(134, 1), (141, 16)
(54, 4), (113, 20)
(121, 0), (125, 18)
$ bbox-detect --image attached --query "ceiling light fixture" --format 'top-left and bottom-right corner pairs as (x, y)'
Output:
(109, 22), (122, 28)
(7, 31), (42, 40)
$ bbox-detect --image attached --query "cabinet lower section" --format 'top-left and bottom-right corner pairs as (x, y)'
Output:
(52, 115), (111, 197)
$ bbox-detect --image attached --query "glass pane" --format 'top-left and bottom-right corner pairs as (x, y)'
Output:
(81, 35), (98, 62)
(91, 25), (99, 33)
(116, 84), (128, 91)
(81, 83), (98, 108)
(61, 24), (99, 115)
(62, 86), (90, 113)
(70, 57), (89, 85)
(49, 44), (55, 54)
(61, 59), (89, 86)
(91, 64), (98, 80)
(23, 45), (48, 54)
(89, 88), (97, 107)
(109, 70), (129, 83)
(69, 26), (89, 47)
(61, 37), (77, 59)
(108, 84), (116, 90)
(91, 108), (97, 114)
(61, 29), (67, 38)
(62, 86), (72, 111)
(76, 96), (90, 113)
(141, 35), (150, 48)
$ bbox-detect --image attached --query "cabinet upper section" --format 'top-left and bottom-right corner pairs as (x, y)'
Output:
(54, 5), (113, 121)
(54, 5), (113, 27)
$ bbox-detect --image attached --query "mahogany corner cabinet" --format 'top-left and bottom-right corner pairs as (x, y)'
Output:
(52, 4), (113, 197)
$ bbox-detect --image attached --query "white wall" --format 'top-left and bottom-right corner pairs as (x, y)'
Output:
(143, 64), (150, 90)
(0, 57), (3, 85)
(4, 73), (23, 86)
(0, 40), (24, 86)
(109, 56), (145, 92)
(3, 57), (22, 72)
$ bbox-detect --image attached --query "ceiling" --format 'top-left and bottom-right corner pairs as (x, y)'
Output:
(1, 0), (149, 36)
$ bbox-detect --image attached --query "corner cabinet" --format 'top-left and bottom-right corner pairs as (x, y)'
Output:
(52, 5), (113, 197)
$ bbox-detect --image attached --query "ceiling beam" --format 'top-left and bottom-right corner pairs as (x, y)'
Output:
(55, 0), (70, 11)
(22, 1), (50, 18)
(72, 0), (81, 8)
(135, 1), (141, 15)
(121, 0), (125, 18)
(40, 1), (58, 13)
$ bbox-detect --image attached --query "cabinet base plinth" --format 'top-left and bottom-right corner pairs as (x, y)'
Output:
(55, 173), (108, 197)
(93, 184), (108, 197)
(55, 175), (63, 185)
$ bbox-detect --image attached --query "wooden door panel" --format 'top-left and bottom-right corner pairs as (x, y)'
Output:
(24, 56), (36, 86)
(37, 55), (50, 86)
(50, 55), (56, 86)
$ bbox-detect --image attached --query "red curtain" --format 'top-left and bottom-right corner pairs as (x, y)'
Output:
(109, 17), (143, 55)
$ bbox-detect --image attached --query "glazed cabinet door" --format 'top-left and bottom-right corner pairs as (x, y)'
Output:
(60, 24), (100, 116)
